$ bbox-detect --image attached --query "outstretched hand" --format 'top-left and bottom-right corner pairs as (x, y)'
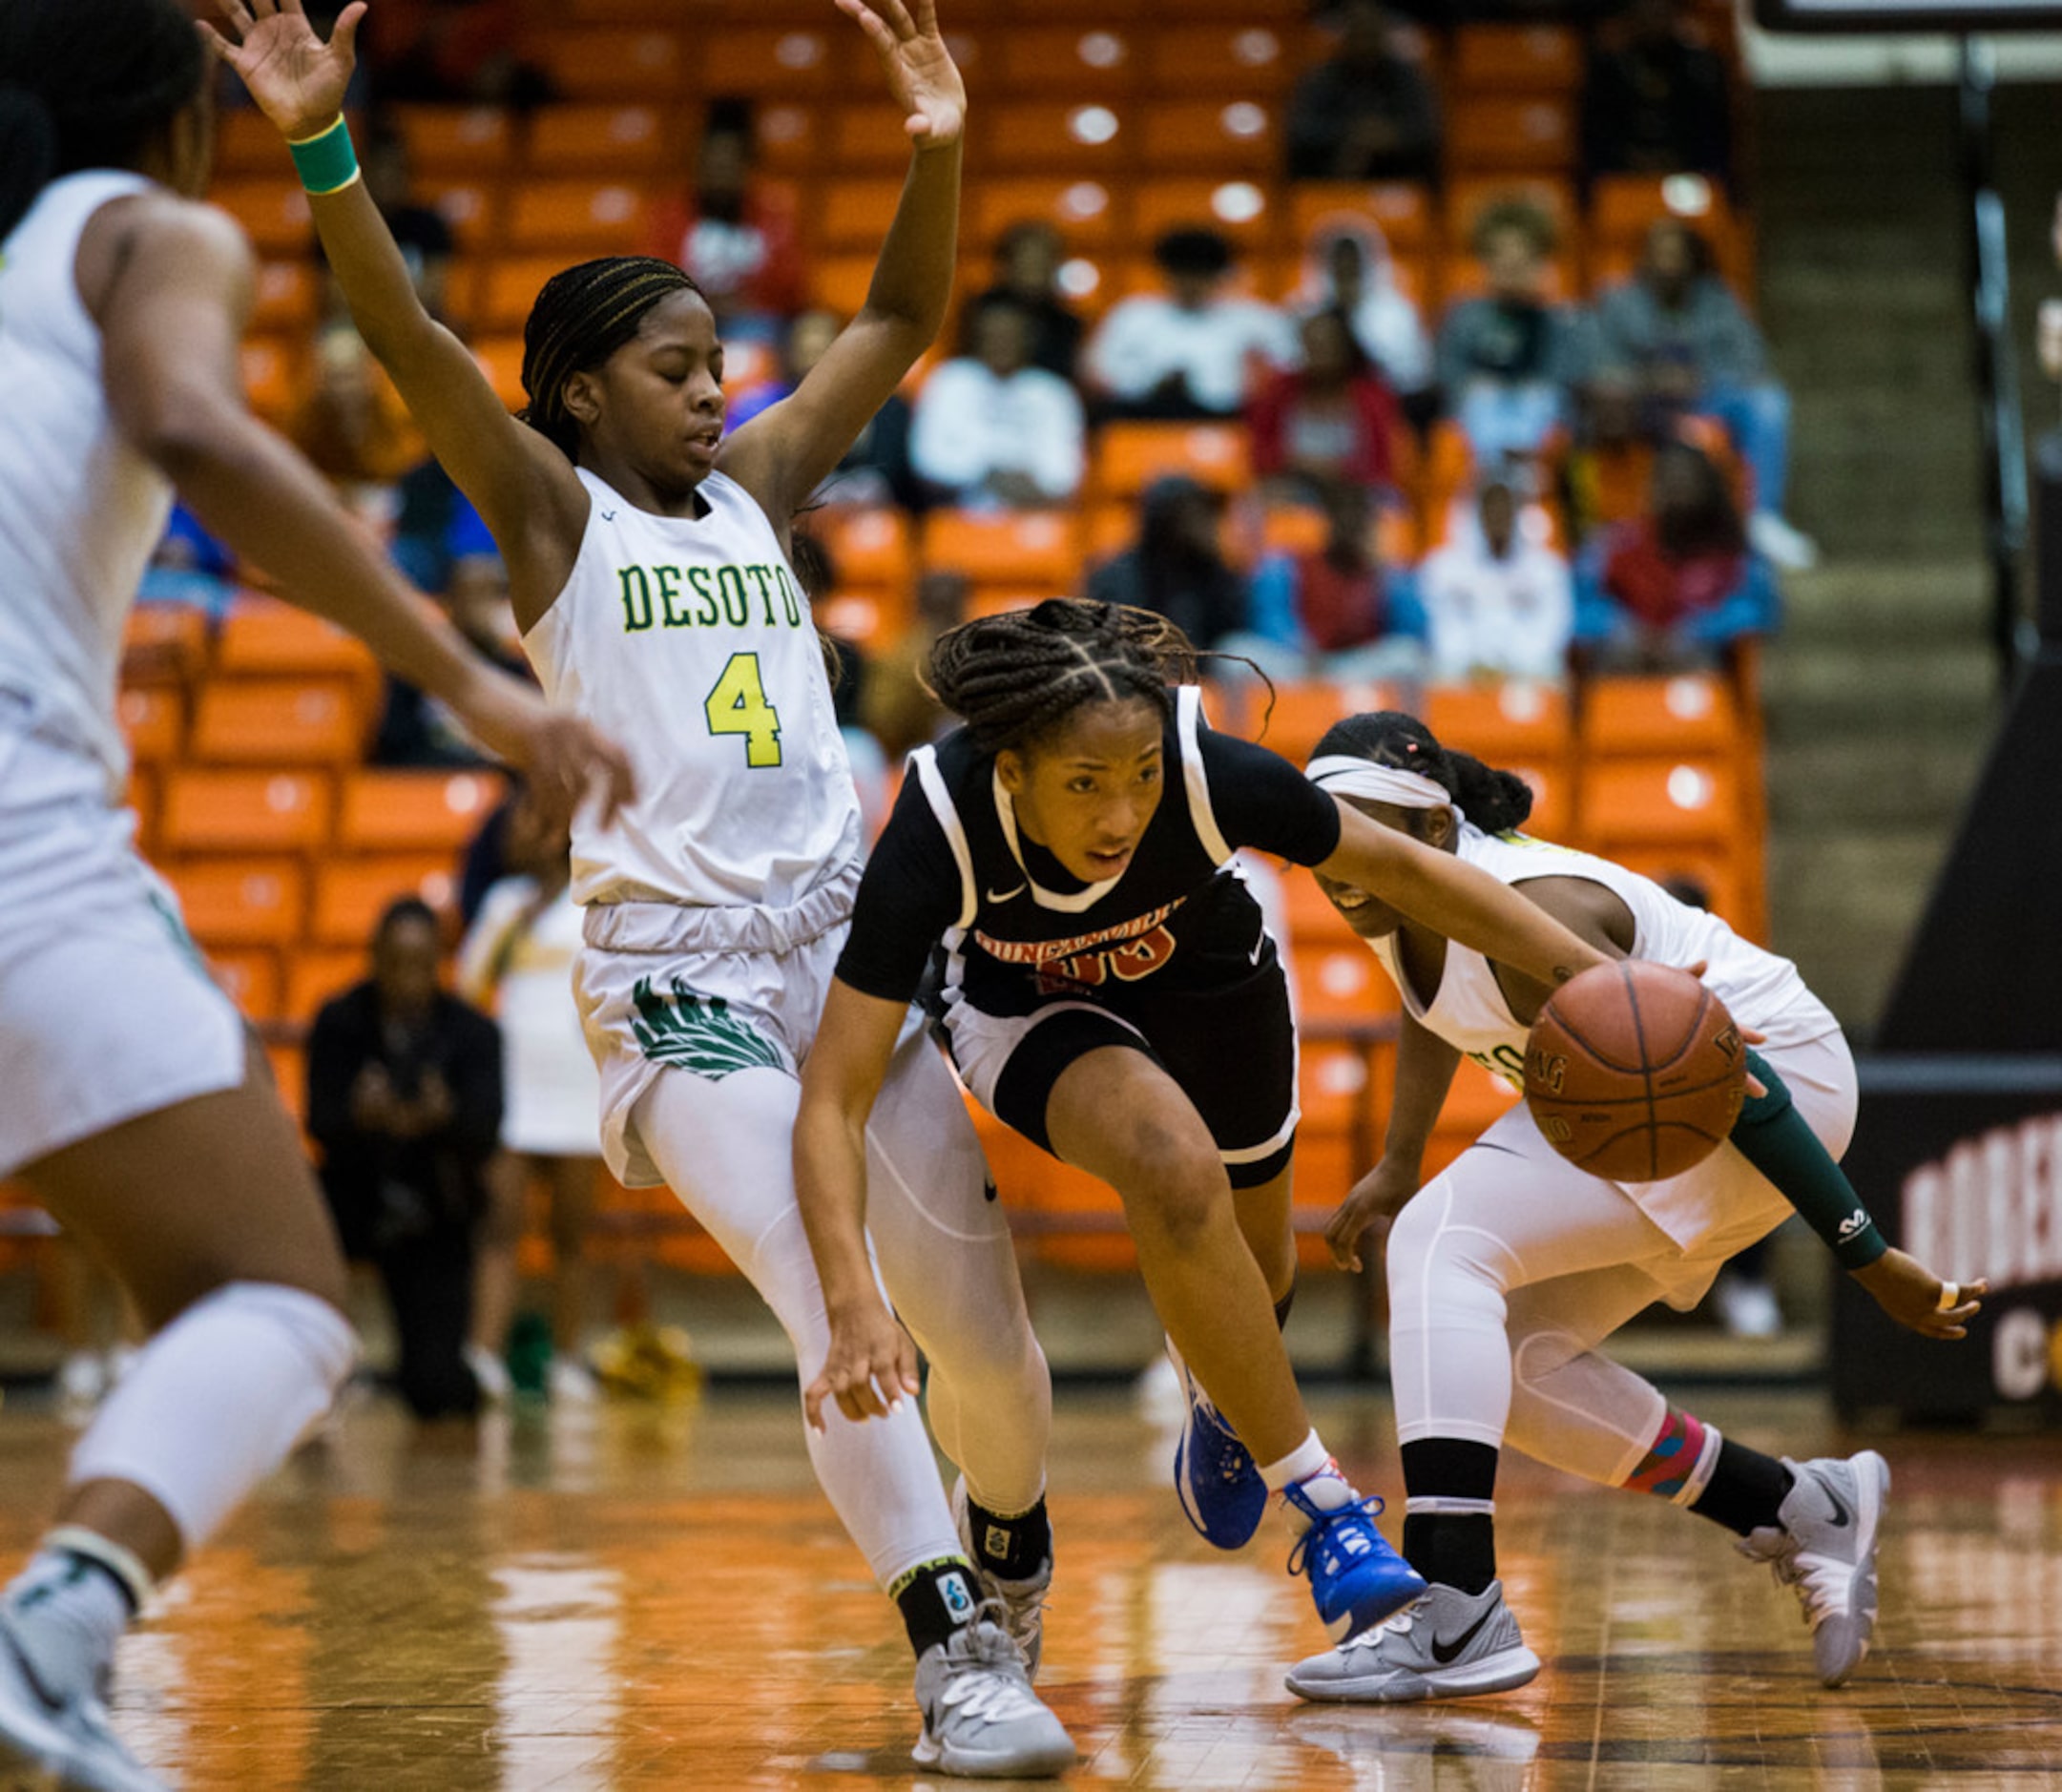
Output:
(200, 0), (364, 143)
(1851, 1247), (1989, 1341)
(835, 0), (966, 149)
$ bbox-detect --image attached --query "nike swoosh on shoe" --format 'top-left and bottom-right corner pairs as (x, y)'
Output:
(1430, 1609), (1496, 1665)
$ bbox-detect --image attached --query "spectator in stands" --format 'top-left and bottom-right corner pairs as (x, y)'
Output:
(1085, 474), (1251, 649)
(1293, 221), (1434, 424)
(361, 0), (552, 111)
(862, 570), (970, 761)
(307, 898), (504, 1420)
(1083, 227), (1296, 420)
(909, 296), (1086, 510)
(289, 321), (424, 493)
(1594, 219), (1818, 569)
(1577, 439), (1777, 669)
(1436, 198), (1593, 469)
(642, 98), (805, 344)
(1419, 477), (1574, 682)
(1285, 0), (1441, 185)
(457, 796), (603, 1407)
(972, 222), (1086, 383)
(315, 115), (454, 323)
(1240, 478), (1424, 681)
(1248, 307), (1406, 506)
(1580, 0), (1733, 192)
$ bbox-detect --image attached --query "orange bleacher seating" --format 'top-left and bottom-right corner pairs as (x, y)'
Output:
(1509, 759), (1576, 841)
(703, 26), (837, 97)
(190, 678), (365, 768)
(505, 180), (651, 256)
(1293, 939), (1402, 1031)
(921, 512), (1083, 593)
(828, 104), (931, 173)
(1451, 25), (1583, 94)
(1448, 97), (1578, 175)
(1448, 176), (1582, 257)
(121, 606), (209, 687)
(806, 255), (879, 319)
(418, 177), (502, 254)
(214, 598), (381, 719)
(1138, 99), (1279, 176)
(992, 27), (1138, 96)
(390, 105), (512, 176)
(266, 1041), (307, 1124)
(752, 103), (820, 177)
(1251, 677), (1397, 770)
(1421, 1057), (1528, 1179)
(311, 857), (459, 948)
(1424, 680), (1572, 768)
(204, 947), (284, 1022)
(470, 257), (566, 332)
(161, 769), (332, 856)
(1281, 862), (1359, 951)
(1580, 674), (1741, 760)
(1092, 422), (1250, 501)
(815, 178), (911, 252)
(525, 104), (677, 177)
(337, 769), (505, 856)
(1146, 25), (1295, 96)
(977, 1113), (1135, 1272)
(1578, 759), (1740, 853)
(1613, 845), (1750, 930)
(815, 591), (903, 655)
(1132, 177), (1281, 255)
(214, 109), (290, 177)
(240, 336), (301, 426)
(286, 948), (370, 1025)
(1286, 182), (1434, 261)
(968, 177), (1124, 252)
(471, 336), (528, 410)
(209, 179), (311, 256)
(117, 686), (185, 764)
(127, 767), (157, 857)
(162, 857), (308, 948)
(988, 102), (1133, 176)
(250, 260), (320, 334)
(815, 509), (914, 591)
(1590, 174), (1738, 258)
(530, 29), (690, 101)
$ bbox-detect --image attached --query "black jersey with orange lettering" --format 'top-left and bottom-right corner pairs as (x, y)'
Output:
(837, 686), (1342, 1020)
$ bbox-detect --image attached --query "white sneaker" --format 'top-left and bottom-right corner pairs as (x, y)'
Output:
(465, 1344), (512, 1405)
(1715, 1272), (1782, 1340)
(0, 1614), (163, 1791)
(1286, 1580), (1540, 1703)
(1738, 1450), (1889, 1687)
(911, 1606), (1075, 1778)
(1749, 511), (1820, 570)
(547, 1357), (601, 1405)
(949, 1478), (1051, 1680)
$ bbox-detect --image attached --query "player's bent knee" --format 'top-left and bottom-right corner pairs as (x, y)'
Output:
(1115, 1136), (1233, 1254)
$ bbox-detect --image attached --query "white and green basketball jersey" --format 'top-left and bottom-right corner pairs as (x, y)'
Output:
(524, 468), (861, 909)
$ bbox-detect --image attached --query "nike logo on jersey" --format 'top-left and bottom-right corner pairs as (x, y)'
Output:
(1430, 1608), (1496, 1664)
(1248, 937), (1264, 966)
(986, 884), (1027, 904)
(601, 509), (617, 521)
(1836, 1209), (1871, 1241)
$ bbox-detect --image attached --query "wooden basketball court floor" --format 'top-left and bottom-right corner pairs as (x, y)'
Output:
(0, 1386), (2054, 1789)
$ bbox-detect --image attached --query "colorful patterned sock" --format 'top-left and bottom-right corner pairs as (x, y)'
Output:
(1623, 1407), (1722, 1507)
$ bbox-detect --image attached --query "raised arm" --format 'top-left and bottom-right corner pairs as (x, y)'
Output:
(203, 0), (587, 613)
(85, 190), (631, 826)
(719, 0), (966, 531)
(792, 979), (917, 1430)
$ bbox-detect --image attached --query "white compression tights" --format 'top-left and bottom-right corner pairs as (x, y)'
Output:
(633, 1026), (1050, 1590)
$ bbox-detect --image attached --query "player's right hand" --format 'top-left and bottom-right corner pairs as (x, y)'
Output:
(200, 0), (364, 144)
(805, 1299), (922, 1431)
(1850, 1246), (1989, 1341)
(1326, 1157), (1421, 1274)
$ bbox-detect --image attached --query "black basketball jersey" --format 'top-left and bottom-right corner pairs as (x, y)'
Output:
(837, 686), (1342, 1020)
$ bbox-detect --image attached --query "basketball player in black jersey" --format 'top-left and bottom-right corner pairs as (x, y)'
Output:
(791, 599), (1611, 1653)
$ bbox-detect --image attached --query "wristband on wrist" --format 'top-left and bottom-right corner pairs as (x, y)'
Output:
(288, 115), (360, 198)
(1731, 1048), (1888, 1271)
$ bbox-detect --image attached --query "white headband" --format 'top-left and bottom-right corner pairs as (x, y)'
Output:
(1307, 756), (1455, 811)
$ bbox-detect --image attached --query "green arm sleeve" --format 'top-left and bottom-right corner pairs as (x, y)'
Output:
(1730, 1051), (1887, 1270)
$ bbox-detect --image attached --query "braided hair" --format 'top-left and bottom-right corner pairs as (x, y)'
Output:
(924, 598), (1199, 756)
(519, 256), (704, 458)
(0, 0), (205, 240)
(1312, 710), (1535, 835)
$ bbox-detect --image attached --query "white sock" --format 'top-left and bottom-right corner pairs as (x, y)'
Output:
(69, 1282), (356, 1550)
(2, 1548), (130, 1702)
(1259, 1429), (1355, 1511)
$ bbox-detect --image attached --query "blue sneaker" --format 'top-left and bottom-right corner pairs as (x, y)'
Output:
(1283, 1482), (1428, 1641)
(1172, 1370), (1268, 1549)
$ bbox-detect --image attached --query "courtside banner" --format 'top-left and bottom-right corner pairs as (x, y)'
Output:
(1832, 1057), (2062, 1424)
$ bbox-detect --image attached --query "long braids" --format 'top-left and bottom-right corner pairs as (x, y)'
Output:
(0, 0), (205, 240)
(519, 256), (704, 457)
(1312, 710), (1536, 835)
(924, 599), (1200, 755)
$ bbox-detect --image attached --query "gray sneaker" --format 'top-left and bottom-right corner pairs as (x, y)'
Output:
(1738, 1449), (1890, 1688)
(0, 1614), (163, 1791)
(1285, 1580), (1541, 1704)
(912, 1605), (1075, 1779)
(950, 1477), (1051, 1681)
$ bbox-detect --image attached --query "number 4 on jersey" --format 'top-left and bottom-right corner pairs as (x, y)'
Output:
(704, 652), (781, 768)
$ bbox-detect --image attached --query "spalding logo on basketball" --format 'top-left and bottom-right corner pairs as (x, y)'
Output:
(1523, 961), (1746, 1182)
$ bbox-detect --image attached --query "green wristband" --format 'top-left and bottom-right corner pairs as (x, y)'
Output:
(288, 115), (360, 198)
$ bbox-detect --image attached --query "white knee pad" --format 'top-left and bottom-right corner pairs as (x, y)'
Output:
(70, 1281), (357, 1551)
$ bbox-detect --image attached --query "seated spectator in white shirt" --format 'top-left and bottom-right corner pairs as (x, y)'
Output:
(1420, 479), (1574, 683)
(1293, 220), (1434, 417)
(1084, 227), (1297, 420)
(909, 296), (1086, 509)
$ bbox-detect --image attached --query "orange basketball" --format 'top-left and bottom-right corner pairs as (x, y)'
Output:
(1523, 961), (1747, 1182)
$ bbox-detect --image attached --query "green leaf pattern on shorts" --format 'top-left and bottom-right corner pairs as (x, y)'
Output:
(630, 976), (784, 1078)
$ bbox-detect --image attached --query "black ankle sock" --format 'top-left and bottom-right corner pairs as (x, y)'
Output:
(1690, 1439), (1796, 1536)
(965, 1493), (1052, 1582)
(1272, 1280), (1298, 1331)
(892, 1557), (979, 1658)
(1400, 1438), (1501, 1595)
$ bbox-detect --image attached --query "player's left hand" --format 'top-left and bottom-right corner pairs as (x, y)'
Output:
(1851, 1246), (1989, 1340)
(200, 0), (365, 144)
(805, 1298), (922, 1430)
(837, 0), (966, 149)
(452, 670), (637, 833)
